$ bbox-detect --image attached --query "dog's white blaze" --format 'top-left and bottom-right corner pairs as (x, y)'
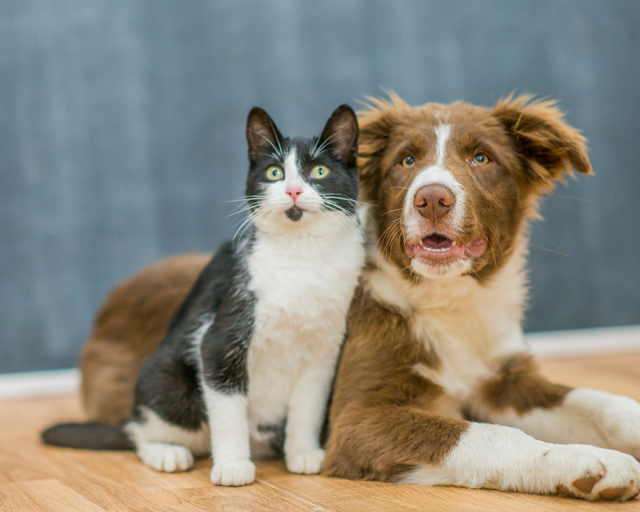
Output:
(435, 124), (451, 167)
(398, 422), (640, 500)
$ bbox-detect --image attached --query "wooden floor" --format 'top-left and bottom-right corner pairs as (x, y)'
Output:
(3, 353), (640, 511)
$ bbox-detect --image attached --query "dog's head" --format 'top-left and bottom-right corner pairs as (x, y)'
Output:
(358, 93), (591, 280)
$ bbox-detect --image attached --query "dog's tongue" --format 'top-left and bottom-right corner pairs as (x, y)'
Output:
(422, 234), (453, 249)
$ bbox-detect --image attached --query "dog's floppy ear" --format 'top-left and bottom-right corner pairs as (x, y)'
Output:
(246, 107), (285, 165)
(493, 95), (592, 189)
(357, 93), (408, 201)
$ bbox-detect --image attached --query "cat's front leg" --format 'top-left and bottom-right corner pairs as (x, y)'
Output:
(284, 361), (336, 474)
(200, 310), (255, 487)
(202, 385), (255, 486)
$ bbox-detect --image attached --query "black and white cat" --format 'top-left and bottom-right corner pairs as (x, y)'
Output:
(42, 105), (365, 487)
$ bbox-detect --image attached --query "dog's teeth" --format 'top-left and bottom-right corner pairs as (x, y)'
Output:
(451, 241), (457, 247)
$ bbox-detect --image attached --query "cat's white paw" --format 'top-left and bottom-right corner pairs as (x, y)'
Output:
(210, 460), (256, 486)
(546, 446), (640, 501)
(138, 442), (194, 473)
(286, 448), (325, 474)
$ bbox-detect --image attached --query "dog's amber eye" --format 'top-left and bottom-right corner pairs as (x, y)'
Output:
(266, 166), (284, 180)
(471, 153), (490, 166)
(401, 155), (415, 168)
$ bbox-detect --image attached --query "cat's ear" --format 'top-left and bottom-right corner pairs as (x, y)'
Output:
(246, 107), (285, 164)
(318, 105), (359, 166)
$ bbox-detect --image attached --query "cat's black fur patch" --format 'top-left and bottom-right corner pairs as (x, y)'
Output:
(285, 205), (303, 221)
(258, 421), (286, 457)
(131, 239), (254, 429)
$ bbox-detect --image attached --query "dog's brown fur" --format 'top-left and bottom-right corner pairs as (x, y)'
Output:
(478, 354), (571, 414)
(80, 253), (209, 424)
(325, 286), (468, 481)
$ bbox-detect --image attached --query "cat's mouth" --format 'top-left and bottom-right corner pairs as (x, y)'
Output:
(285, 206), (304, 222)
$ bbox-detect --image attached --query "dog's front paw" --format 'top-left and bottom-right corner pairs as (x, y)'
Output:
(548, 446), (640, 501)
(210, 460), (255, 486)
(286, 448), (325, 474)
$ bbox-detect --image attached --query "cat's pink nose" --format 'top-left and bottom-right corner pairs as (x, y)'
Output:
(286, 186), (302, 204)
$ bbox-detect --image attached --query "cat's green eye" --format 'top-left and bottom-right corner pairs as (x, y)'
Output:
(310, 165), (330, 179)
(266, 166), (284, 181)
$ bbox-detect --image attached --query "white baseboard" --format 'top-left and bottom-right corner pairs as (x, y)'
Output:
(0, 325), (639, 400)
(0, 368), (80, 400)
(526, 324), (640, 359)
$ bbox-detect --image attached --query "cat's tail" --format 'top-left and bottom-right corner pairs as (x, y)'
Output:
(41, 422), (134, 450)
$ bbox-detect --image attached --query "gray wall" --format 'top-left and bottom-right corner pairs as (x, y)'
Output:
(1, 1), (639, 373)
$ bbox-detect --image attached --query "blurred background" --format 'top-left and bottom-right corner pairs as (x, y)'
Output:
(1, 0), (639, 374)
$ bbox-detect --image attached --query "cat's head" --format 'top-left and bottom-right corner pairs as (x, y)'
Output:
(244, 105), (359, 230)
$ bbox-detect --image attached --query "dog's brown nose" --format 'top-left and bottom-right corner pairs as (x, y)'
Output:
(413, 185), (456, 221)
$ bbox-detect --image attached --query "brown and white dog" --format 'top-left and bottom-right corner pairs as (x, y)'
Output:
(322, 94), (640, 501)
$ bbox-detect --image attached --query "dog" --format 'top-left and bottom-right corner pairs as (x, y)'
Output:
(321, 94), (640, 501)
(80, 253), (209, 424)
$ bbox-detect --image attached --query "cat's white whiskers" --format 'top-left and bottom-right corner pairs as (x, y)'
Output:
(319, 195), (375, 208)
(322, 199), (356, 219)
(228, 205), (255, 217)
(232, 208), (263, 243)
(224, 196), (263, 204)
(310, 132), (339, 159)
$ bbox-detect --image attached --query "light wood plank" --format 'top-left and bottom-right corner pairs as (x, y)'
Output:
(0, 479), (106, 512)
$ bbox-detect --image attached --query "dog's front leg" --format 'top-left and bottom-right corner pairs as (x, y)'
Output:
(325, 403), (640, 501)
(470, 352), (640, 460)
(402, 421), (640, 501)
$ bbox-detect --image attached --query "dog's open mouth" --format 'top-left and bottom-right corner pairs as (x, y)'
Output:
(404, 233), (487, 261)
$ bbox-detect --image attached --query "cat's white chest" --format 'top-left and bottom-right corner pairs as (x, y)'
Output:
(244, 218), (364, 427)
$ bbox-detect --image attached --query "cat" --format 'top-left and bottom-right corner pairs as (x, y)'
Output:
(42, 104), (365, 487)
